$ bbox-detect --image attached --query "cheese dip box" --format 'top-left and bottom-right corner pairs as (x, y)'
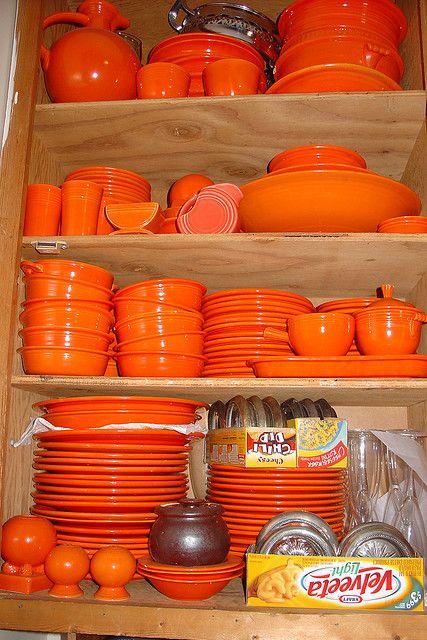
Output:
(206, 418), (347, 468)
(246, 554), (424, 611)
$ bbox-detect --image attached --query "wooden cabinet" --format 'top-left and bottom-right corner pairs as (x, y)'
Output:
(0, 0), (425, 636)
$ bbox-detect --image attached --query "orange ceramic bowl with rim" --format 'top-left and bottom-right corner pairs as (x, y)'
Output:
(114, 311), (203, 342)
(18, 346), (110, 376)
(20, 298), (114, 333)
(19, 325), (113, 351)
(114, 278), (206, 311)
(116, 351), (206, 377)
(116, 331), (204, 354)
(20, 260), (114, 290)
(355, 308), (426, 355)
(287, 312), (355, 356)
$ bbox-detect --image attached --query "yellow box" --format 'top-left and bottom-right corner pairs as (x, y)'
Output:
(206, 418), (347, 468)
(246, 553), (424, 611)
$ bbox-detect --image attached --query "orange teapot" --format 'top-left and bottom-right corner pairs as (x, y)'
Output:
(40, 0), (141, 103)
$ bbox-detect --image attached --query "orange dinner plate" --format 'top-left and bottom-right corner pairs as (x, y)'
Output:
(31, 506), (157, 521)
(33, 473), (187, 487)
(33, 462), (187, 474)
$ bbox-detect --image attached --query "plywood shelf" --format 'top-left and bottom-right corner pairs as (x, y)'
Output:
(0, 578), (424, 638)
(11, 375), (427, 407)
(32, 91), (426, 201)
(22, 233), (427, 297)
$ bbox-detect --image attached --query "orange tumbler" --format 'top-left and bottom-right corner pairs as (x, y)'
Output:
(23, 183), (62, 236)
(61, 180), (103, 235)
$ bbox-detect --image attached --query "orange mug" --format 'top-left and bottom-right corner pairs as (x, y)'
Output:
(23, 184), (62, 236)
(61, 180), (103, 235)
(137, 62), (191, 99)
(202, 58), (263, 96)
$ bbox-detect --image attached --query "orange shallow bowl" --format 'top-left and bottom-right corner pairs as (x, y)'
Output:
(266, 63), (402, 93)
(138, 554), (243, 574)
(116, 350), (206, 377)
(239, 169), (421, 233)
(115, 311), (203, 342)
(20, 260), (114, 289)
(117, 331), (204, 355)
(114, 297), (198, 323)
(23, 274), (114, 302)
(18, 345), (109, 376)
(36, 395), (206, 414)
(286, 312), (355, 356)
(115, 279), (206, 310)
(274, 35), (404, 82)
(20, 298), (114, 333)
(19, 325), (113, 351)
(142, 572), (235, 600)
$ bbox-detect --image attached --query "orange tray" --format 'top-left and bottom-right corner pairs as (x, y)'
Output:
(248, 354), (427, 378)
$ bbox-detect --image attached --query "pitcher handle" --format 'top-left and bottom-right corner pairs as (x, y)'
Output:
(168, 0), (195, 32)
(20, 261), (43, 275)
(40, 12), (90, 70)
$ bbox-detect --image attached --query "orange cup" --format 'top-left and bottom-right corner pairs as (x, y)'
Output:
(23, 184), (62, 236)
(202, 58), (263, 96)
(61, 180), (103, 235)
(137, 63), (191, 99)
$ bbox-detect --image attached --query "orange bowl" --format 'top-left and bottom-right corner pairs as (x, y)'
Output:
(274, 35), (404, 82)
(20, 260), (114, 290)
(114, 279), (206, 311)
(23, 274), (114, 302)
(115, 311), (203, 342)
(114, 297), (199, 323)
(355, 309), (425, 355)
(18, 346), (109, 376)
(20, 298), (114, 333)
(117, 331), (204, 354)
(142, 573), (236, 600)
(287, 312), (355, 356)
(116, 351), (206, 377)
(19, 326), (113, 351)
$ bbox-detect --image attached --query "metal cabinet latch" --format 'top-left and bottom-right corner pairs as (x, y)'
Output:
(30, 240), (68, 255)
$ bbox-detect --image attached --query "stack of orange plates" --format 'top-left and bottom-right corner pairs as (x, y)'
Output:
(377, 216), (427, 234)
(202, 288), (314, 377)
(207, 464), (347, 556)
(31, 429), (193, 557)
(30, 396), (207, 557)
(148, 33), (266, 97)
(64, 166), (151, 234)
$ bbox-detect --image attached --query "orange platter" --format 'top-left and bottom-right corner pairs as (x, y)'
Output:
(248, 354), (427, 377)
(239, 170), (421, 232)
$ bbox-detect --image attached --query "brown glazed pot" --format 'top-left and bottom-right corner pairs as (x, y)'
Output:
(149, 499), (230, 566)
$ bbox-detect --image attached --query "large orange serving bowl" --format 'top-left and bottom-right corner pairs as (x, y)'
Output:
(114, 279), (206, 311)
(274, 35), (404, 82)
(19, 325), (113, 351)
(114, 297), (198, 323)
(20, 260), (114, 289)
(239, 169), (421, 232)
(117, 331), (204, 354)
(286, 312), (355, 356)
(23, 274), (114, 302)
(114, 311), (203, 342)
(18, 346), (110, 376)
(20, 298), (114, 333)
(116, 351), (206, 377)
(355, 309), (426, 355)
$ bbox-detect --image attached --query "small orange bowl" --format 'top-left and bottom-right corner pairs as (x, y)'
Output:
(117, 331), (204, 354)
(23, 274), (114, 302)
(116, 351), (206, 377)
(114, 297), (199, 323)
(143, 573), (236, 600)
(20, 260), (114, 290)
(19, 326), (113, 351)
(114, 279), (206, 311)
(18, 346), (110, 376)
(287, 312), (355, 356)
(115, 311), (203, 342)
(20, 298), (114, 333)
(355, 309), (425, 355)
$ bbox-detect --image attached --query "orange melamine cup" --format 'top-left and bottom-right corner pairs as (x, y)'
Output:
(202, 58), (263, 96)
(61, 180), (103, 235)
(137, 62), (191, 99)
(23, 183), (62, 236)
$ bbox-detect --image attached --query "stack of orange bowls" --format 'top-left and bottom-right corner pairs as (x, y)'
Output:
(148, 33), (267, 97)
(64, 166), (151, 234)
(270, 0), (407, 92)
(207, 464), (347, 556)
(137, 554), (244, 600)
(18, 259), (115, 375)
(202, 288), (315, 377)
(113, 278), (207, 377)
(30, 395), (207, 557)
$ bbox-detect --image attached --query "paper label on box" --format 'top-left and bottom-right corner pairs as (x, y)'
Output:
(247, 554), (424, 610)
(293, 418), (348, 468)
